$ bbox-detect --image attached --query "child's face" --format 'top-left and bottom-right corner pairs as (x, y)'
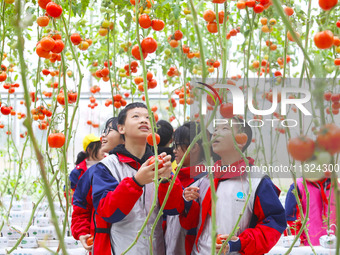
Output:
(101, 124), (123, 153)
(173, 143), (190, 166)
(211, 123), (242, 156)
(118, 107), (151, 140)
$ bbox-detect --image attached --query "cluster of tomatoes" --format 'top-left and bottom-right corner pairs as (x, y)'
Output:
(252, 59), (270, 76)
(86, 120), (99, 128)
(0, 104), (14, 116)
(98, 19), (114, 37)
(288, 124), (340, 164)
(131, 37), (158, 60)
(104, 94), (128, 109)
(122, 60), (139, 77)
(70, 33), (93, 51)
(260, 17), (277, 33)
(57, 90), (78, 105)
(174, 83), (194, 105)
(135, 72), (158, 92)
(324, 92), (340, 115)
(202, 9), (225, 34)
(206, 59), (221, 73)
(167, 67), (180, 77)
(88, 96), (99, 109)
(42, 91), (53, 98)
(235, 0), (272, 14)
(226, 27), (241, 40)
(181, 44), (200, 59)
(90, 85), (101, 94)
(36, 32), (65, 61)
(31, 105), (52, 121)
(93, 60), (112, 82)
(167, 30), (183, 48)
(3, 83), (19, 94)
(138, 13), (164, 31)
(0, 64), (8, 82)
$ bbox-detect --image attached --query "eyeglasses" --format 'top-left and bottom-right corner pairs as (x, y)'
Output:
(101, 127), (115, 137)
(173, 143), (189, 150)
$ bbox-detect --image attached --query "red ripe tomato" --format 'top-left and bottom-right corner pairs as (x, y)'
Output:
(57, 93), (65, 105)
(216, 234), (226, 245)
(146, 133), (160, 146)
(314, 30), (334, 49)
(38, 0), (51, 9)
(174, 30), (183, 40)
(253, 4), (264, 13)
(0, 71), (7, 82)
(245, 0), (256, 7)
(206, 22), (218, 33)
(235, 133), (248, 145)
(287, 135), (315, 161)
(319, 0), (338, 11)
(36, 43), (51, 59)
(337, 20), (340, 28)
(37, 16), (50, 27)
(317, 124), (340, 154)
(220, 103), (234, 118)
(131, 45), (148, 60)
(284, 6), (294, 16)
(139, 14), (151, 29)
(101, 68), (109, 77)
(141, 37), (158, 53)
(324, 92), (332, 101)
(70, 33), (82, 45)
(48, 132), (65, 148)
(151, 19), (165, 31)
(51, 40), (64, 53)
(148, 79), (157, 89)
(68, 92), (77, 104)
(148, 155), (164, 170)
(46, 2), (63, 18)
(1, 106), (11, 115)
(86, 236), (94, 246)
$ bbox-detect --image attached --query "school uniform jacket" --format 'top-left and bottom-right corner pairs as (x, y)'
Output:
(92, 144), (185, 255)
(183, 158), (287, 255)
(69, 159), (88, 191)
(71, 164), (112, 255)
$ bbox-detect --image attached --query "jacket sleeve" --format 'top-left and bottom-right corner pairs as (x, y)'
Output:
(71, 170), (93, 240)
(158, 176), (185, 215)
(179, 199), (200, 231)
(69, 167), (83, 191)
(284, 183), (303, 239)
(229, 177), (287, 254)
(92, 163), (144, 223)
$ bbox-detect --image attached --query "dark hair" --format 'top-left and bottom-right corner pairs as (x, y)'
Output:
(231, 117), (253, 152)
(118, 102), (147, 125)
(105, 117), (118, 131)
(156, 120), (173, 147)
(173, 121), (203, 157)
(75, 140), (102, 165)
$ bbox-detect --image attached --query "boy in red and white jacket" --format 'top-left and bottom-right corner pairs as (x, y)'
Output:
(91, 103), (184, 254)
(184, 118), (286, 254)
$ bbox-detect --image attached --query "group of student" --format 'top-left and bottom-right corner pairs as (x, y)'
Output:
(68, 102), (336, 255)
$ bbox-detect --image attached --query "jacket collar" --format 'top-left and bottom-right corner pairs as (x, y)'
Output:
(178, 164), (207, 188)
(76, 159), (88, 171)
(110, 144), (154, 170)
(213, 157), (255, 179)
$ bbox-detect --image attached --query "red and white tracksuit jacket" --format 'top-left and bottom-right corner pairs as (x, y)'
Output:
(182, 158), (287, 255)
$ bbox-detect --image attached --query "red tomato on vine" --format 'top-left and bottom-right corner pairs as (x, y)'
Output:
(146, 133), (160, 146)
(287, 135), (315, 162)
(48, 133), (65, 148)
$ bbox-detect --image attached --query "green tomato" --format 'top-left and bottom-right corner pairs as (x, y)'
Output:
(325, 66), (334, 73)
(193, 64), (199, 69)
(119, 68), (126, 73)
(100, 7), (106, 13)
(185, 15), (194, 22)
(164, 48), (171, 56)
(44, 59), (50, 65)
(67, 56), (73, 61)
(197, 70), (202, 75)
(65, 51), (71, 56)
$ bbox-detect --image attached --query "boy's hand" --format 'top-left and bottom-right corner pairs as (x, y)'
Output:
(79, 234), (93, 251)
(216, 234), (238, 255)
(134, 158), (159, 186)
(183, 186), (200, 201)
(157, 153), (172, 179)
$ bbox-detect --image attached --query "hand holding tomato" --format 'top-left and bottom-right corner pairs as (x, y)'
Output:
(79, 234), (93, 251)
(183, 186), (200, 201)
(216, 234), (238, 254)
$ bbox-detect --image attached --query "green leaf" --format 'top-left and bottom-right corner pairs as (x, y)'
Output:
(170, 4), (181, 20)
(81, 0), (91, 15)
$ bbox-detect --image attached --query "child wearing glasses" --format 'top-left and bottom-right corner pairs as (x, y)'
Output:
(71, 117), (124, 254)
(164, 121), (207, 255)
(183, 118), (286, 255)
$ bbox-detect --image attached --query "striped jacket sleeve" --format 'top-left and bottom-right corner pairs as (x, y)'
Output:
(92, 163), (144, 223)
(229, 177), (287, 254)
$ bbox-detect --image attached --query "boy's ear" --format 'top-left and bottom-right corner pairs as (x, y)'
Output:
(117, 124), (125, 135)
